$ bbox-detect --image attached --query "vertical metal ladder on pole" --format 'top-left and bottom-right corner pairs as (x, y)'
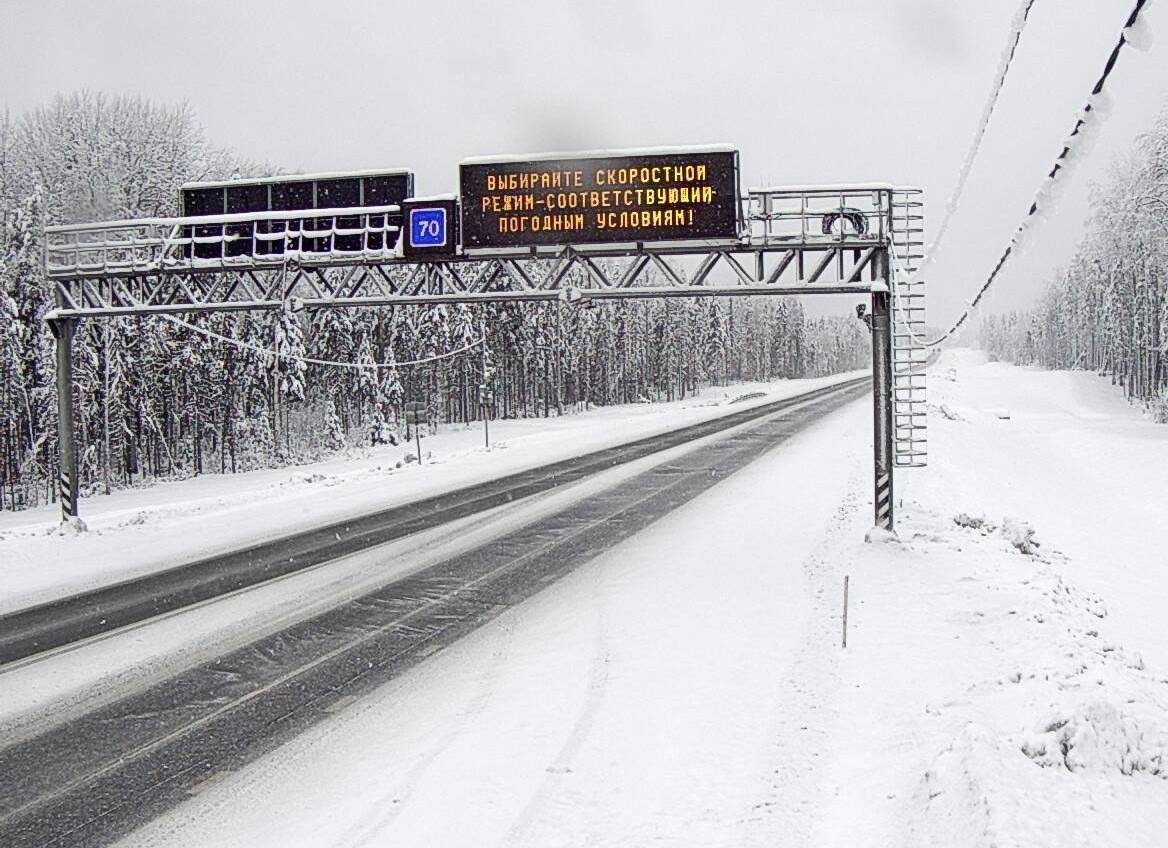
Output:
(890, 189), (928, 468)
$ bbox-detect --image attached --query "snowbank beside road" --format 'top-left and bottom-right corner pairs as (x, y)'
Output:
(817, 349), (1168, 847)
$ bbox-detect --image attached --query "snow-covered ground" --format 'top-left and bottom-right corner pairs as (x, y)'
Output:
(6, 351), (1167, 847)
(108, 349), (1168, 848)
(818, 350), (1168, 847)
(0, 372), (860, 615)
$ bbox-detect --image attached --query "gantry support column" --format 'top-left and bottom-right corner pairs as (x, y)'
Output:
(49, 316), (80, 523)
(871, 252), (895, 531)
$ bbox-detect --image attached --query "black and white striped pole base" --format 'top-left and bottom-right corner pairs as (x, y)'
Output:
(875, 471), (892, 530)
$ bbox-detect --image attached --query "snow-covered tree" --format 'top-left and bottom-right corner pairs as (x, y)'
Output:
(982, 103), (1168, 418)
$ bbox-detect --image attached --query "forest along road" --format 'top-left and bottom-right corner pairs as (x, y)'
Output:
(0, 379), (867, 848)
(0, 377), (868, 667)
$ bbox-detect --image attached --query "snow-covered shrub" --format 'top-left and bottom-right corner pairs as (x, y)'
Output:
(953, 513), (989, 531)
(1021, 701), (1166, 778)
(932, 403), (965, 421)
(322, 399), (345, 452)
(368, 417), (398, 446)
(1152, 390), (1168, 424)
(999, 518), (1039, 555)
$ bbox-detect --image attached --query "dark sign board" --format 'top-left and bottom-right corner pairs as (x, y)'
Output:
(179, 171), (413, 259)
(179, 171), (413, 217)
(459, 149), (739, 250)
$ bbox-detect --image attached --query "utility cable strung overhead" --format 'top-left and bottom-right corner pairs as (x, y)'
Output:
(903, 0), (1153, 348)
(921, 0), (1040, 275)
(159, 312), (485, 370)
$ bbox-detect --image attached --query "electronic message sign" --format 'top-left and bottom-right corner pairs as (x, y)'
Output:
(459, 148), (739, 250)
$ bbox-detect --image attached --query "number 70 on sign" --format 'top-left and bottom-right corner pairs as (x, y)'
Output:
(410, 208), (447, 247)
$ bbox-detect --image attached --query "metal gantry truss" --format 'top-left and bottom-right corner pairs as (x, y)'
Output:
(44, 186), (910, 313)
(44, 186), (927, 531)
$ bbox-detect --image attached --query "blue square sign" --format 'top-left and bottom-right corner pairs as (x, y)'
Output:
(410, 208), (447, 248)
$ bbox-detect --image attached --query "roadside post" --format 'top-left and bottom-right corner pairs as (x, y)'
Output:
(478, 383), (494, 449)
(871, 279), (895, 531)
(480, 315), (494, 450)
(405, 401), (427, 465)
(48, 316), (79, 523)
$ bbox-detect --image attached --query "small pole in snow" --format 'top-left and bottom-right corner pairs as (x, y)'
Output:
(481, 314), (492, 450)
(405, 401), (427, 465)
(479, 384), (491, 450)
(842, 575), (850, 649)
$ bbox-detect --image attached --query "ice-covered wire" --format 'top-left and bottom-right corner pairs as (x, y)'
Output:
(157, 312), (484, 369)
(922, 0), (1040, 275)
(906, 0), (1153, 349)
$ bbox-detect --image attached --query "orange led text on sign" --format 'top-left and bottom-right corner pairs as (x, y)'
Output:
(477, 163), (718, 236)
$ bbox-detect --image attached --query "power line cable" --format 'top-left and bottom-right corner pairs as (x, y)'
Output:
(906, 0), (1153, 348)
(922, 0), (1040, 275)
(157, 312), (484, 370)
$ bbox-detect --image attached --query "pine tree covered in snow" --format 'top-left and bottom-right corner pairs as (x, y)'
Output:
(0, 283), (25, 508)
(7, 190), (56, 505)
(274, 305), (307, 405)
(321, 399), (345, 453)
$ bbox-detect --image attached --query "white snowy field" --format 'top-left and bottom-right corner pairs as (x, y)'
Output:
(0, 372), (860, 615)
(105, 349), (1168, 848)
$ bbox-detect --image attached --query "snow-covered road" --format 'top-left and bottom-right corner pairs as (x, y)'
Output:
(3, 352), (1165, 848)
(117, 372), (871, 848)
(116, 350), (1168, 848)
(0, 373), (862, 615)
(0, 382), (858, 743)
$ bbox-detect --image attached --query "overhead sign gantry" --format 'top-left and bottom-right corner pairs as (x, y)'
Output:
(42, 146), (928, 532)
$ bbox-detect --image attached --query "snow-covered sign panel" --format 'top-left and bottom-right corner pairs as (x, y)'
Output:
(179, 169), (414, 218)
(177, 170), (414, 258)
(459, 147), (740, 249)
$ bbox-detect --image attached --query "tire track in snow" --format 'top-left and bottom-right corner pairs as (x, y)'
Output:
(334, 616), (521, 848)
(739, 463), (866, 843)
(500, 565), (613, 846)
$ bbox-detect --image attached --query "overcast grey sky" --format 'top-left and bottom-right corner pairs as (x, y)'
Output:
(2, 0), (1167, 327)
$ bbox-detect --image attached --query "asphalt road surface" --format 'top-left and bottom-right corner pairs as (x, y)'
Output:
(0, 379), (867, 848)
